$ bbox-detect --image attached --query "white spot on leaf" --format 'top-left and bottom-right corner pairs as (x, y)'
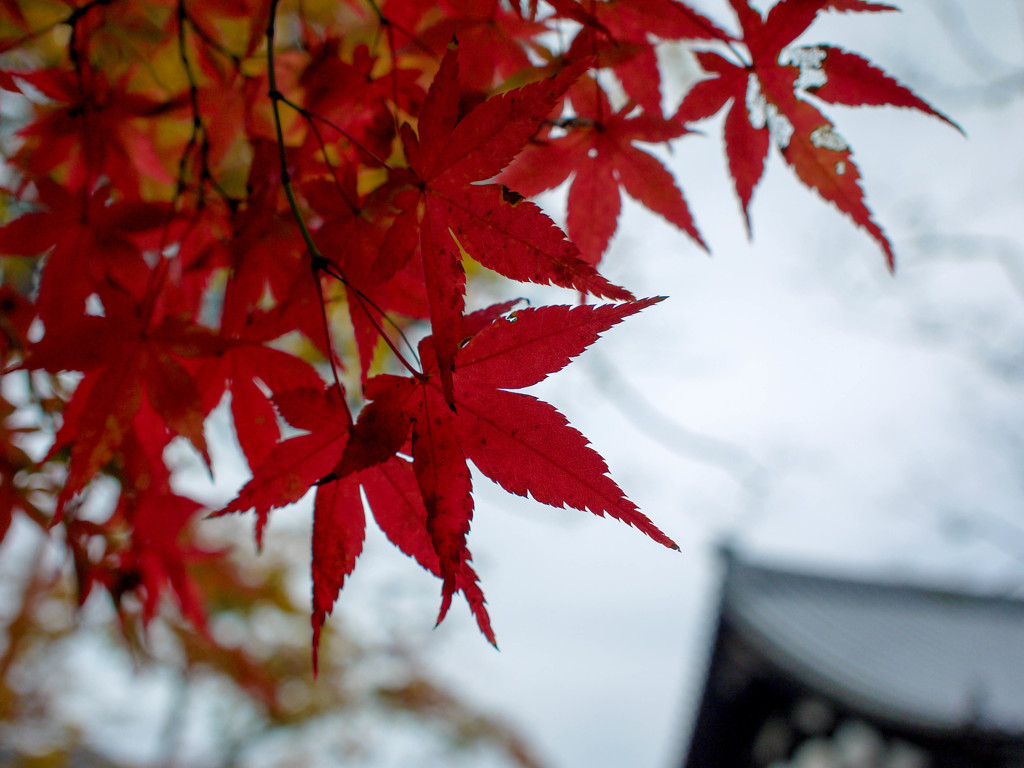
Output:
(746, 74), (767, 129)
(780, 46), (828, 90)
(746, 75), (794, 150)
(769, 109), (794, 149)
(810, 125), (848, 152)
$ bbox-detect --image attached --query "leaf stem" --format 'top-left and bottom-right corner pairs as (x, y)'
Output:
(315, 259), (422, 372)
(276, 93), (393, 171)
(265, 0), (418, 379)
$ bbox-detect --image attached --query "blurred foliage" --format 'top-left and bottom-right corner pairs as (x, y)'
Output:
(0, 507), (545, 767)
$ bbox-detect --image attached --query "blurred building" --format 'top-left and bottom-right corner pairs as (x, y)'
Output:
(682, 548), (1024, 768)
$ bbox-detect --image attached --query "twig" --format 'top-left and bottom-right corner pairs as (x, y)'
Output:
(265, 0), (419, 380)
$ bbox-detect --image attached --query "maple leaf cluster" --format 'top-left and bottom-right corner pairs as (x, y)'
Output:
(0, 0), (953, 662)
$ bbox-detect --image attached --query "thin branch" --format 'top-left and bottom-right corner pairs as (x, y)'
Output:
(265, 0), (419, 379)
(364, 0), (438, 62)
(311, 261), (346, 392)
(183, 8), (244, 66)
(277, 92), (393, 171)
(174, 0), (238, 207)
(316, 259), (422, 372)
(65, 0), (117, 76)
(175, 0), (204, 204)
(290, 109), (420, 369)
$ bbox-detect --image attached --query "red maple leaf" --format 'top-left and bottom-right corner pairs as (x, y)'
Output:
(674, 0), (959, 267)
(219, 384), (352, 547)
(219, 381), (491, 669)
(0, 386), (45, 544)
(303, 170), (429, 384)
(377, 43), (633, 403)
(501, 74), (706, 264)
(0, 181), (174, 329)
(548, 0), (731, 115)
(194, 340), (327, 471)
(112, 484), (213, 630)
(331, 298), (677, 646)
(299, 41), (422, 164)
(11, 68), (183, 193)
(310, 453), (494, 671)
(23, 292), (224, 520)
(222, 298), (675, 659)
(414, 0), (548, 97)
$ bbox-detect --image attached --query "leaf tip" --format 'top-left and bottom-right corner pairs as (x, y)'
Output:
(632, 295), (668, 312)
(435, 580), (456, 627)
(880, 237), (896, 274)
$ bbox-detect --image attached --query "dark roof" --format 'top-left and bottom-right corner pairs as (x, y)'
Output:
(719, 551), (1024, 736)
